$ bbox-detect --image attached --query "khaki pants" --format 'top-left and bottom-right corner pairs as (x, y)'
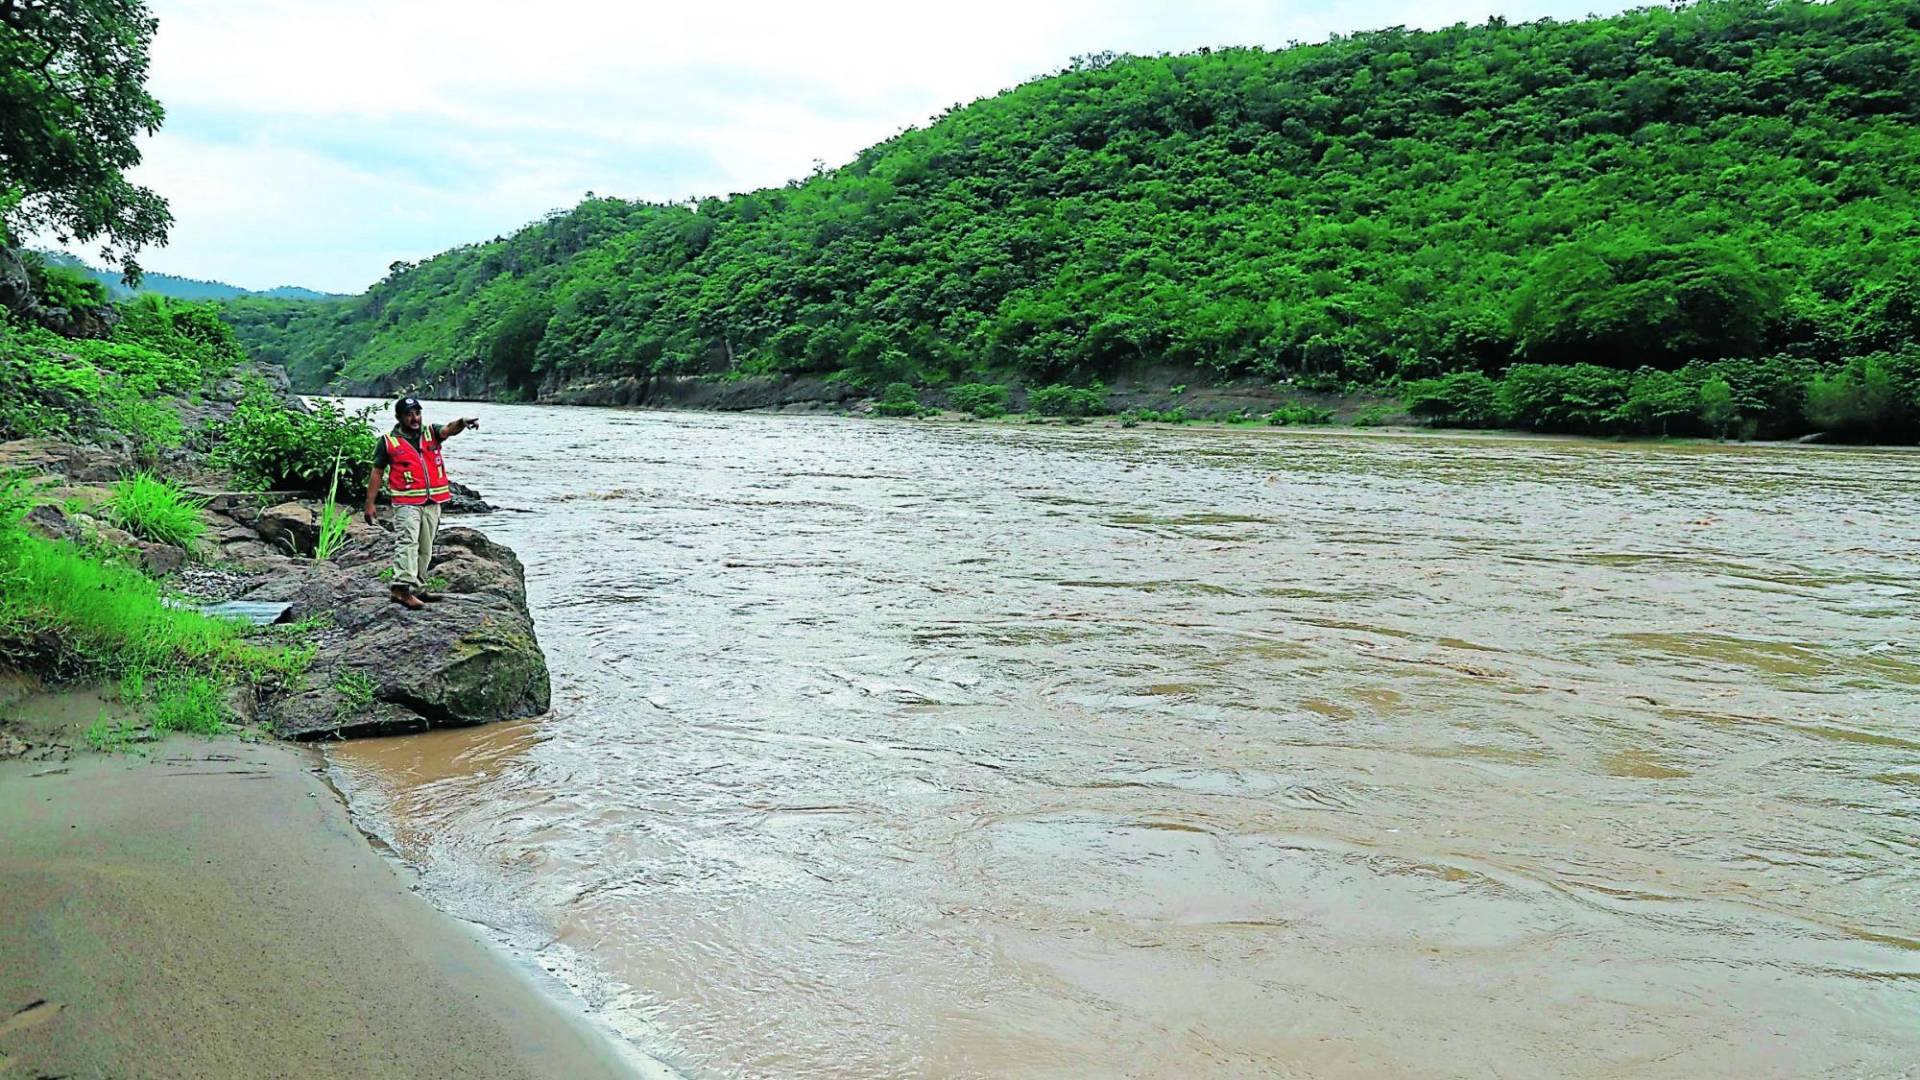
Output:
(391, 502), (441, 590)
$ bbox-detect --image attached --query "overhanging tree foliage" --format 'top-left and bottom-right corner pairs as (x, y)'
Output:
(0, 0), (171, 280)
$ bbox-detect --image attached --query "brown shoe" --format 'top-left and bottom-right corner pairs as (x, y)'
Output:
(390, 586), (425, 610)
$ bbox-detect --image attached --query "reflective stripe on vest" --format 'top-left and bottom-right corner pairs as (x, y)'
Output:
(384, 431), (452, 505)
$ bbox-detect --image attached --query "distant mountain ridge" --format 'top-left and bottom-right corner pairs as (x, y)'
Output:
(36, 250), (346, 302)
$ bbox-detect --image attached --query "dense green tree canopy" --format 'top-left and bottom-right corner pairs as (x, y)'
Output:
(0, 0), (170, 278)
(226, 0), (1920, 399)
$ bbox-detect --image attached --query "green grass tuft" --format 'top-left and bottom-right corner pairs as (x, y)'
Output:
(85, 711), (142, 753)
(148, 674), (228, 736)
(333, 670), (377, 720)
(0, 513), (299, 683)
(104, 472), (207, 549)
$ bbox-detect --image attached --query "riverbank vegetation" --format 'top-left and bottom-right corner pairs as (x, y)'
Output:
(0, 472), (307, 740)
(222, 0), (1920, 442)
(0, 284), (367, 741)
(1404, 353), (1920, 439)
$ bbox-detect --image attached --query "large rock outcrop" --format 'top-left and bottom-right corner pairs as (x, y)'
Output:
(236, 521), (549, 739)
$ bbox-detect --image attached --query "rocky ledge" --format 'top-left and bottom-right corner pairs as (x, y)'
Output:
(240, 519), (549, 739)
(3, 437), (549, 741)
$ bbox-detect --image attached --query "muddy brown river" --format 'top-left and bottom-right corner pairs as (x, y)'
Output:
(327, 402), (1920, 1078)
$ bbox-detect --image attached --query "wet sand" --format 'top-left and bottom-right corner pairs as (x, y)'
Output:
(0, 738), (650, 1079)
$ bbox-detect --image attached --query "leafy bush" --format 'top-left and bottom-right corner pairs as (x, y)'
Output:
(1805, 352), (1920, 442)
(947, 382), (1009, 418)
(211, 382), (379, 495)
(0, 320), (205, 455)
(115, 295), (244, 379)
(1682, 356), (1814, 439)
(1615, 368), (1700, 436)
(22, 255), (108, 312)
(1350, 404), (1392, 428)
(104, 472), (207, 549)
(1497, 365), (1631, 433)
(1400, 372), (1500, 426)
(1267, 402), (1334, 426)
(1028, 383), (1108, 417)
(871, 381), (925, 416)
(1121, 406), (1190, 424)
(65, 338), (200, 395)
(1698, 377), (1740, 438)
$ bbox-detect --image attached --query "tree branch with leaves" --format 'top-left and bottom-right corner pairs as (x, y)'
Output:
(0, 0), (171, 282)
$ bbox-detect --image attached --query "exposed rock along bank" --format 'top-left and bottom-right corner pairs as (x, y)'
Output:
(331, 362), (1401, 421)
(1, 380), (550, 742)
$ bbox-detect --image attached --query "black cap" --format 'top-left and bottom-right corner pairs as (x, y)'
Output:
(395, 396), (423, 417)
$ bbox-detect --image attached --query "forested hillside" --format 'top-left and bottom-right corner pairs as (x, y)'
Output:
(227, 0), (1920, 425)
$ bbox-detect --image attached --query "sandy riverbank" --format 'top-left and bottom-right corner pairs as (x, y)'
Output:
(0, 701), (653, 1079)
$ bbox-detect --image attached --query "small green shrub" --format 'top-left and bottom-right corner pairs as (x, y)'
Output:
(1268, 402), (1335, 426)
(1806, 352), (1920, 442)
(315, 503), (350, 561)
(105, 472), (207, 549)
(948, 382), (1009, 418)
(114, 295), (244, 379)
(1028, 383), (1108, 417)
(1698, 376), (1738, 438)
(313, 451), (352, 561)
(1400, 371), (1501, 426)
(1614, 368), (1700, 435)
(872, 381), (925, 417)
(1681, 356), (1815, 438)
(1121, 406), (1190, 424)
(22, 255), (108, 312)
(1350, 404), (1392, 428)
(1497, 364), (1631, 433)
(211, 381), (379, 495)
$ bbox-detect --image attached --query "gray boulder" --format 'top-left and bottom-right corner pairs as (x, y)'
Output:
(242, 525), (550, 738)
(255, 501), (316, 555)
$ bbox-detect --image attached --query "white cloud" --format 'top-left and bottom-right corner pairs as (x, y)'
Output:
(49, 0), (1634, 292)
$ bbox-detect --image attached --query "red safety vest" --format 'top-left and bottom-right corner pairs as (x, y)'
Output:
(384, 428), (451, 505)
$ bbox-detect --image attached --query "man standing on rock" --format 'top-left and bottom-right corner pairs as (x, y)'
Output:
(364, 396), (479, 610)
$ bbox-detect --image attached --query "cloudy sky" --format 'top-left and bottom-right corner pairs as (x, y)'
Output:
(67, 0), (1633, 293)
